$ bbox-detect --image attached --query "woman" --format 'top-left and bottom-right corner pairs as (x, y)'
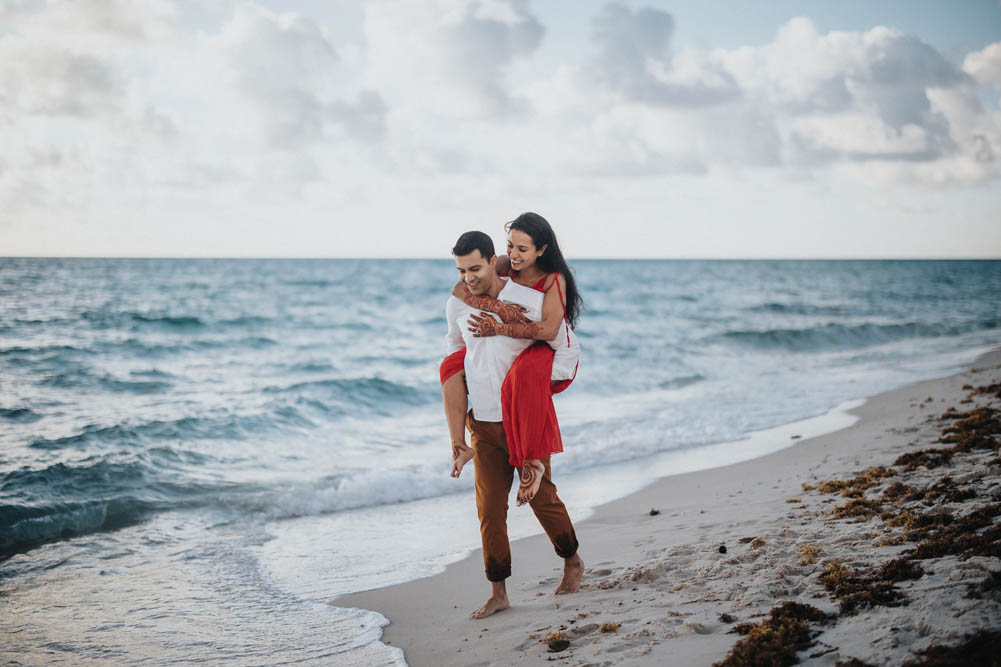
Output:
(442, 212), (582, 506)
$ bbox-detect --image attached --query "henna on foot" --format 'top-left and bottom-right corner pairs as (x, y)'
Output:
(451, 442), (474, 478)
(555, 553), (584, 595)
(516, 459), (546, 506)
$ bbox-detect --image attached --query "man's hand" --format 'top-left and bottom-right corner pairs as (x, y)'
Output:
(451, 441), (474, 478)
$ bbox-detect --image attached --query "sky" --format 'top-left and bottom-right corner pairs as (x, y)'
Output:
(1, 0), (1000, 258)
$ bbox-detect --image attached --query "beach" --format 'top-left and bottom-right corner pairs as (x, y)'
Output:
(3, 259), (999, 665)
(337, 347), (1001, 666)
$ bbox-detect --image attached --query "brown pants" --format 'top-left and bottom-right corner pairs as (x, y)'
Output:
(467, 411), (579, 582)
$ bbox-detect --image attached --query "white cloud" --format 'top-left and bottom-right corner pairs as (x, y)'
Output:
(587, 3), (740, 107)
(964, 41), (1001, 89)
(563, 10), (998, 182)
(0, 2), (998, 257)
(362, 0), (543, 119)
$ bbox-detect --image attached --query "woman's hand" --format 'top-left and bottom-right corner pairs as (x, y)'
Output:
(453, 281), (529, 324)
(468, 312), (542, 339)
(467, 312), (498, 337)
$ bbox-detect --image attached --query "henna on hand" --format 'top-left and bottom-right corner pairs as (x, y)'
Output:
(468, 312), (499, 337)
(466, 295), (528, 323)
(468, 313), (543, 339)
(495, 321), (543, 339)
(452, 280), (528, 323)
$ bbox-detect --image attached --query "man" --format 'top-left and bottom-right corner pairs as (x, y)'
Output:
(441, 230), (583, 620)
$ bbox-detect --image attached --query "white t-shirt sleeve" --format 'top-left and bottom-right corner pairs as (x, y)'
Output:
(444, 297), (465, 356)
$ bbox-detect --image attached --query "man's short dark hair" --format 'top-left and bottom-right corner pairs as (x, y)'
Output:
(452, 231), (495, 260)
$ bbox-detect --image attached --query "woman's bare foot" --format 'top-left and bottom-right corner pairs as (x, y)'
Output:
(555, 553), (584, 595)
(469, 583), (509, 619)
(451, 442), (474, 478)
(516, 459), (545, 506)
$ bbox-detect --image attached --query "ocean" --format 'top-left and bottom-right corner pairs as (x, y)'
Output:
(2, 258), (999, 665)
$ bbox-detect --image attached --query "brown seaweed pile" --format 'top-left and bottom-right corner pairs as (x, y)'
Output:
(807, 383), (1001, 658)
(816, 560), (923, 614)
(818, 466), (896, 497)
(895, 403), (1001, 470)
(714, 602), (832, 667)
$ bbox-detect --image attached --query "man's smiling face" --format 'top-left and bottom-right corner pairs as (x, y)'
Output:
(455, 249), (497, 296)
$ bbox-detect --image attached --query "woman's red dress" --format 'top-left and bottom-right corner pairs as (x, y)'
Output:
(440, 274), (576, 468)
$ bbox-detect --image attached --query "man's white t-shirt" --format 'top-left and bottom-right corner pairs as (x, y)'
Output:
(445, 277), (580, 423)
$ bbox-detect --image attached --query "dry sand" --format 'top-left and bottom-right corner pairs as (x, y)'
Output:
(337, 348), (1001, 666)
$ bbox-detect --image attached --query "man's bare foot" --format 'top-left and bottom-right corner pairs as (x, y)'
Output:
(516, 459), (545, 506)
(555, 553), (584, 595)
(469, 587), (509, 619)
(451, 442), (474, 478)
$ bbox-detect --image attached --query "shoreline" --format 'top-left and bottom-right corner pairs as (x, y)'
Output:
(336, 347), (1001, 666)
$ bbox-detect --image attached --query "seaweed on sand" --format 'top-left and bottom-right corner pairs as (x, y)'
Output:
(936, 406), (1001, 453)
(905, 503), (1001, 561)
(713, 602), (832, 667)
(832, 498), (884, 521)
(819, 562), (905, 615)
(894, 448), (954, 470)
(818, 467), (896, 497)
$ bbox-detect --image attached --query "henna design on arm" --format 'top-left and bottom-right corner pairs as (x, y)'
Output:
(452, 281), (528, 323)
(494, 321), (544, 339)
(467, 312), (543, 339)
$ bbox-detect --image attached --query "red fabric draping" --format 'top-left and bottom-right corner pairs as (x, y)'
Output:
(439, 272), (576, 468)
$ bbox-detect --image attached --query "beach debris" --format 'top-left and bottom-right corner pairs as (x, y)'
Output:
(749, 537), (766, 549)
(718, 544), (727, 554)
(797, 542), (823, 565)
(649, 508), (661, 516)
(737, 536), (755, 544)
(546, 639), (570, 653)
(599, 622), (620, 633)
(969, 382), (1001, 398)
(713, 601), (832, 667)
(894, 448), (954, 470)
(785, 497), (802, 503)
(718, 613), (736, 623)
(936, 406), (1001, 452)
(819, 561), (907, 614)
(791, 434), (802, 439)
(832, 498), (882, 521)
(818, 466), (896, 497)
(541, 630), (568, 643)
(802, 482), (815, 491)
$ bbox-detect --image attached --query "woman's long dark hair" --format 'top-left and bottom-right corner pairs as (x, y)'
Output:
(505, 212), (582, 329)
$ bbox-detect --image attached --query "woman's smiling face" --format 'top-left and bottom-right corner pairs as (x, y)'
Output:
(507, 229), (546, 273)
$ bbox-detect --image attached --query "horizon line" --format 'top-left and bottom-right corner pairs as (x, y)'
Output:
(2, 255), (1000, 261)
